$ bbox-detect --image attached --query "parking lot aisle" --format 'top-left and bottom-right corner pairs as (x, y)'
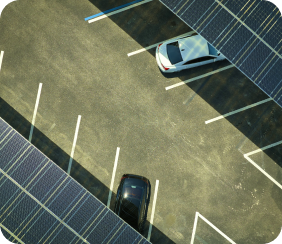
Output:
(67, 115), (82, 175)
(190, 212), (236, 244)
(165, 64), (235, 90)
(244, 140), (282, 190)
(87, 0), (153, 24)
(107, 147), (120, 208)
(147, 179), (159, 241)
(205, 98), (273, 124)
(127, 31), (195, 57)
(0, 51), (4, 72)
(29, 83), (43, 142)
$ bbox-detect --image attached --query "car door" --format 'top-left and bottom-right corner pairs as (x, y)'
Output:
(114, 181), (124, 213)
(181, 56), (216, 70)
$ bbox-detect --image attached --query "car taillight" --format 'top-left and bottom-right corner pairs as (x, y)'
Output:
(161, 63), (169, 71)
(158, 43), (162, 50)
(142, 179), (148, 184)
(121, 176), (127, 182)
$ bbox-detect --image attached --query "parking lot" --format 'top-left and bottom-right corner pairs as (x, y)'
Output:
(0, 0), (282, 243)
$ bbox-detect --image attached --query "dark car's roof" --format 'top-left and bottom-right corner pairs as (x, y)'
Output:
(115, 175), (150, 232)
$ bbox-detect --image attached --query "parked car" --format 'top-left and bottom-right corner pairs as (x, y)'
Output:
(114, 174), (151, 233)
(155, 34), (225, 73)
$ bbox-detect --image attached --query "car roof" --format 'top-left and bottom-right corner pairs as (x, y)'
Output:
(178, 35), (209, 62)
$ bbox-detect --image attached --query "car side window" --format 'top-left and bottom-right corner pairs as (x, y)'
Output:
(184, 56), (215, 65)
(142, 192), (147, 216)
(118, 182), (124, 202)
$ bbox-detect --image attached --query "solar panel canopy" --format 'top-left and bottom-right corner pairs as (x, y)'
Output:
(0, 118), (151, 244)
(159, 0), (282, 107)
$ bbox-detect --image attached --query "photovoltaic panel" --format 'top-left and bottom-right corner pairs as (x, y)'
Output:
(0, 118), (151, 244)
(159, 0), (282, 107)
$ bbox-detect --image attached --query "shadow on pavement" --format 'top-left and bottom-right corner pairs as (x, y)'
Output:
(0, 96), (175, 244)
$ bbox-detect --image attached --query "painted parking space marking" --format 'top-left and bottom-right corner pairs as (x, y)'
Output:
(29, 83), (43, 142)
(0, 51), (4, 72)
(190, 212), (236, 244)
(147, 179), (159, 241)
(127, 31), (195, 57)
(244, 140), (282, 190)
(67, 115), (82, 175)
(165, 64), (235, 90)
(205, 98), (272, 124)
(87, 0), (153, 23)
(107, 147), (120, 208)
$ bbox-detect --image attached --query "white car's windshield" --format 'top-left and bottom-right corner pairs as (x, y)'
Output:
(208, 43), (218, 56)
(167, 42), (183, 64)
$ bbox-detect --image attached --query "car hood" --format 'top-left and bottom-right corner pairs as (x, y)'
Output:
(178, 35), (209, 62)
(158, 43), (172, 67)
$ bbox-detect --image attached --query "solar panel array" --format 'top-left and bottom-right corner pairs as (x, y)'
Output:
(0, 118), (151, 244)
(159, 0), (282, 107)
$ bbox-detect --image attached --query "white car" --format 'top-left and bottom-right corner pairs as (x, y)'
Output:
(156, 34), (225, 73)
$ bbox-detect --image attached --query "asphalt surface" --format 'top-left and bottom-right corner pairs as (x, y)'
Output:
(0, 0), (282, 243)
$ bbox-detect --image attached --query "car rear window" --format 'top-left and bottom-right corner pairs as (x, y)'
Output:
(167, 41), (183, 65)
(124, 185), (143, 200)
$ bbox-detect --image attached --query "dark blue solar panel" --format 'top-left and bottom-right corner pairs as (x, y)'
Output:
(221, 0), (244, 15)
(198, 9), (235, 43)
(0, 118), (151, 244)
(45, 225), (82, 244)
(159, 0), (282, 107)
(273, 85), (282, 105)
(243, 1), (273, 33)
(260, 58), (282, 95)
(86, 213), (123, 243)
(179, 0), (211, 24)
(263, 17), (282, 52)
(47, 181), (86, 218)
(230, 36), (260, 66)
(114, 225), (143, 244)
(0, 174), (20, 206)
(237, 41), (273, 78)
(219, 25), (254, 59)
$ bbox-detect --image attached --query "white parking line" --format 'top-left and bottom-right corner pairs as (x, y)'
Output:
(107, 147), (120, 208)
(244, 140), (282, 190)
(190, 212), (199, 244)
(67, 115), (82, 175)
(147, 179), (159, 241)
(165, 64), (234, 90)
(29, 83), (43, 142)
(127, 31), (195, 57)
(88, 0), (153, 23)
(190, 212), (236, 244)
(0, 51), (4, 72)
(205, 98), (272, 124)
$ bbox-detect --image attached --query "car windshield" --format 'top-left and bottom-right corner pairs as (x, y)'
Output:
(167, 41), (183, 65)
(120, 202), (139, 229)
(208, 43), (218, 56)
(121, 198), (139, 217)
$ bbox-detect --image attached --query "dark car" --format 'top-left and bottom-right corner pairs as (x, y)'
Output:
(114, 174), (151, 233)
